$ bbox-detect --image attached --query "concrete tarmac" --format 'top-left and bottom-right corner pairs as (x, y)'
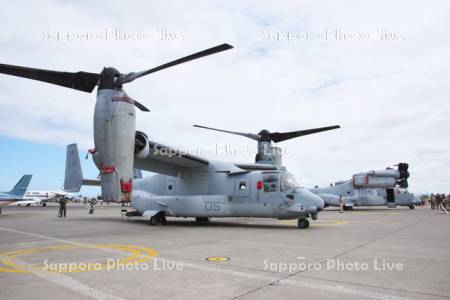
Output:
(0, 204), (449, 300)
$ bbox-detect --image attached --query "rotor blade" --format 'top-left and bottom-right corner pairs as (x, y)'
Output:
(193, 125), (259, 140)
(269, 125), (341, 143)
(0, 63), (100, 93)
(133, 100), (150, 112)
(118, 43), (233, 84)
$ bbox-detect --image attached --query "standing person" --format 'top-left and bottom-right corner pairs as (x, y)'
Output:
(58, 198), (64, 218)
(338, 195), (344, 213)
(89, 199), (95, 215)
(436, 194), (442, 210)
(430, 194), (435, 210)
(58, 198), (67, 218)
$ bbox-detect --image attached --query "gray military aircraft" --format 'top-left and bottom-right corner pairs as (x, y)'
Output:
(0, 175), (33, 214)
(1, 44), (340, 229)
(310, 163), (418, 209)
(65, 120), (338, 229)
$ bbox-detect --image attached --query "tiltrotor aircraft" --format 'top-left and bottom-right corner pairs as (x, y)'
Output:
(1, 44), (339, 228)
(65, 120), (338, 229)
(310, 163), (418, 209)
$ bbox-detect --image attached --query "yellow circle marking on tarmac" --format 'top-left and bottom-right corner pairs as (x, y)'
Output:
(279, 219), (350, 226)
(0, 244), (157, 274)
(206, 256), (230, 262)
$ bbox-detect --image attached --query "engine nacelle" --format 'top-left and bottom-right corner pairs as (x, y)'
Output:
(135, 131), (150, 159)
(353, 163), (410, 189)
(364, 169), (399, 178)
(353, 174), (397, 188)
(271, 147), (283, 168)
(94, 89), (136, 203)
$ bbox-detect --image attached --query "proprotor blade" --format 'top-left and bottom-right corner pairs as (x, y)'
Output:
(133, 100), (150, 112)
(0, 63), (100, 93)
(193, 125), (259, 140)
(118, 43), (233, 84)
(269, 125), (341, 143)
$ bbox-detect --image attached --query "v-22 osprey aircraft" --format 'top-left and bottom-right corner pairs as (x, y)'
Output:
(310, 163), (417, 209)
(1, 44), (338, 228)
(65, 121), (338, 229)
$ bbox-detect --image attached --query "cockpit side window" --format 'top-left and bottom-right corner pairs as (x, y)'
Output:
(262, 173), (280, 193)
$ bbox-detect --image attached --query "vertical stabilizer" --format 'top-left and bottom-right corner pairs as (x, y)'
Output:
(9, 175), (32, 197)
(64, 144), (83, 192)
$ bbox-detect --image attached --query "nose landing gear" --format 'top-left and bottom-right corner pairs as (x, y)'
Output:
(297, 218), (310, 229)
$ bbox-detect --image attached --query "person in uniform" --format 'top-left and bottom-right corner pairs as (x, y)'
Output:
(338, 195), (344, 213)
(89, 199), (95, 215)
(58, 198), (67, 218)
(436, 194), (442, 210)
(430, 194), (435, 210)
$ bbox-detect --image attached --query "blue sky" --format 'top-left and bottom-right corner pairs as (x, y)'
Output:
(0, 136), (99, 195)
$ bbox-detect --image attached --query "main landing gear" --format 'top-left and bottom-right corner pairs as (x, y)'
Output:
(297, 218), (310, 229)
(409, 204), (415, 209)
(195, 217), (210, 223)
(149, 212), (167, 226)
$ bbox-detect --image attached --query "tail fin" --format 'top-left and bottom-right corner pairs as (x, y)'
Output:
(64, 144), (83, 192)
(9, 175), (32, 197)
(64, 144), (100, 193)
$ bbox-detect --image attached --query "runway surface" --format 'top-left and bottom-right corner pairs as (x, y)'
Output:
(0, 204), (449, 299)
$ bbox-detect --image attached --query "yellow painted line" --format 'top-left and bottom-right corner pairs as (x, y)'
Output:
(206, 256), (230, 262)
(0, 244), (157, 273)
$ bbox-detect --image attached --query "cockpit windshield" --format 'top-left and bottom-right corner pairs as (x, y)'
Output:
(262, 171), (300, 192)
(280, 172), (300, 191)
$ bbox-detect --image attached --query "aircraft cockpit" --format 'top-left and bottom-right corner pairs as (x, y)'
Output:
(261, 171), (300, 192)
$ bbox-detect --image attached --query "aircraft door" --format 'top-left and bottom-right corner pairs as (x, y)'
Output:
(386, 188), (395, 207)
(233, 179), (250, 215)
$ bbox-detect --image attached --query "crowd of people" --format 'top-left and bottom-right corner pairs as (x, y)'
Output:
(421, 194), (450, 210)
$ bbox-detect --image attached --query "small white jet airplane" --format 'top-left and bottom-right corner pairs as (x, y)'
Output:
(19, 190), (68, 206)
(0, 175), (33, 213)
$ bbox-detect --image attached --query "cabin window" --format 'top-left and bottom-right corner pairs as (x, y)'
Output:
(262, 173), (280, 192)
(239, 182), (247, 190)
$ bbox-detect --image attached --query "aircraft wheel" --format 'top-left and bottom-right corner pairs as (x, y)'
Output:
(297, 219), (310, 229)
(149, 213), (166, 226)
(149, 215), (160, 226)
(409, 205), (415, 209)
(43, 203), (47, 207)
(195, 217), (210, 223)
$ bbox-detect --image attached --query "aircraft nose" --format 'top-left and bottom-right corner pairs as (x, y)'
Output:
(294, 189), (324, 213)
(313, 194), (325, 211)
